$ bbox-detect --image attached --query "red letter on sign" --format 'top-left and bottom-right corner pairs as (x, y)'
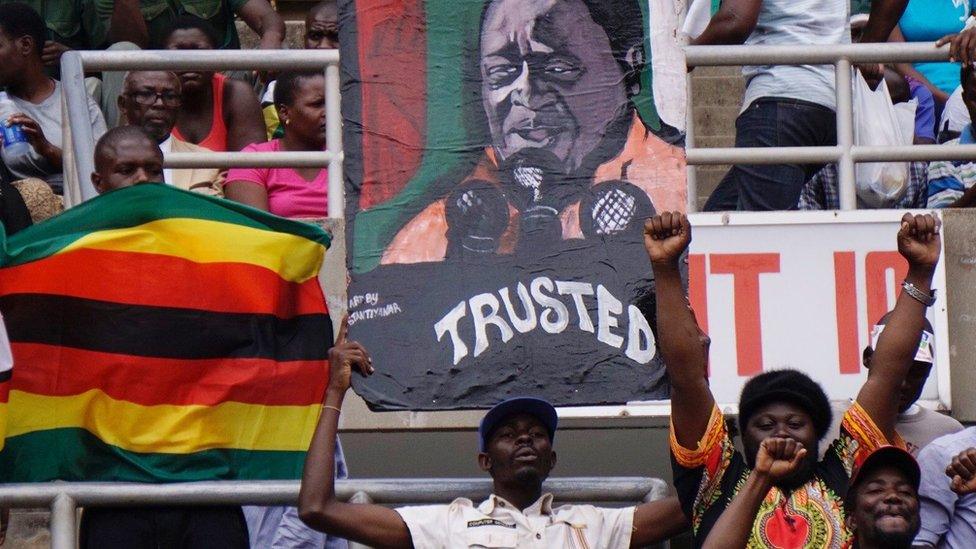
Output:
(834, 252), (860, 374)
(688, 254), (709, 334)
(710, 254), (780, 376)
(688, 254), (709, 376)
(865, 251), (908, 336)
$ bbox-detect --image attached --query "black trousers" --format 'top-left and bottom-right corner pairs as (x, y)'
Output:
(704, 97), (838, 211)
(79, 506), (249, 549)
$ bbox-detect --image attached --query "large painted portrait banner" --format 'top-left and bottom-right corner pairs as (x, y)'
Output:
(341, 0), (687, 409)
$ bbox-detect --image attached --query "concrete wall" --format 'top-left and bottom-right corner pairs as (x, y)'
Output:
(689, 67), (745, 209)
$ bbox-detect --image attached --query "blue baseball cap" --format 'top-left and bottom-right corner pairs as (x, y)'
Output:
(478, 397), (558, 452)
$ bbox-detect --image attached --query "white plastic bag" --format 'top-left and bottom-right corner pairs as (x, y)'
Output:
(853, 70), (917, 208)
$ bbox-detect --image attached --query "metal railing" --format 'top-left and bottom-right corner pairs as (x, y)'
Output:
(60, 49), (344, 217)
(60, 44), (969, 216)
(0, 477), (668, 549)
(684, 41), (965, 211)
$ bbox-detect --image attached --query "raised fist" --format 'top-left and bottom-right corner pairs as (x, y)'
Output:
(897, 213), (941, 270)
(755, 438), (807, 482)
(946, 447), (976, 495)
(643, 212), (691, 266)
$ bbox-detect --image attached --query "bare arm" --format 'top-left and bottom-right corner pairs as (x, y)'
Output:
(855, 213), (940, 441)
(645, 213), (715, 449)
(860, 0), (908, 43)
(107, 0), (149, 47)
(630, 496), (688, 548)
(224, 180), (270, 210)
(702, 439), (807, 549)
(236, 0), (285, 49)
(947, 181), (976, 207)
(691, 0), (762, 46)
(224, 80), (267, 152)
(890, 26), (951, 104)
(298, 318), (414, 548)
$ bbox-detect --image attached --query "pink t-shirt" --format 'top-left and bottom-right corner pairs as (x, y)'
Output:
(227, 140), (328, 218)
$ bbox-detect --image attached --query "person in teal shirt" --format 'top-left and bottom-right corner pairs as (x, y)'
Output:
(891, 0), (972, 105)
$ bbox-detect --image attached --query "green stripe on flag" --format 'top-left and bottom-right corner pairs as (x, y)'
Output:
(1, 184), (330, 268)
(637, 1), (661, 131)
(0, 428), (306, 482)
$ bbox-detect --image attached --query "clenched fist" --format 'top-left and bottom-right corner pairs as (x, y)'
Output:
(946, 447), (976, 496)
(643, 212), (691, 267)
(754, 437), (808, 483)
(897, 213), (941, 271)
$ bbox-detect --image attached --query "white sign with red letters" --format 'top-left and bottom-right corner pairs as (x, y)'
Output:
(560, 210), (951, 418)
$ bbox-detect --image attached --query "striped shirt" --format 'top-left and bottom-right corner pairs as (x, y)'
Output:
(927, 125), (976, 207)
(742, 0), (850, 112)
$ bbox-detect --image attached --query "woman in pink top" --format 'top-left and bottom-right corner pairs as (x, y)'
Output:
(225, 72), (328, 218)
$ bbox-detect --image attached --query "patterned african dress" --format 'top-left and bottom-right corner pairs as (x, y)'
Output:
(671, 401), (902, 548)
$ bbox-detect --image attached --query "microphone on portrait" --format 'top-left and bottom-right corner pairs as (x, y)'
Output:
(579, 180), (655, 239)
(445, 179), (510, 259)
(500, 149), (576, 253)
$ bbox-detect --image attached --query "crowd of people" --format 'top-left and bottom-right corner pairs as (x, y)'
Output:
(292, 211), (976, 549)
(2, 0), (976, 548)
(0, 0), (335, 237)
(691, 0), (976, 212)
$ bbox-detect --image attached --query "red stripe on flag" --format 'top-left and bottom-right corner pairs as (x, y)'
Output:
(1, 248), (326, 318)
(10, 343), (327, 407)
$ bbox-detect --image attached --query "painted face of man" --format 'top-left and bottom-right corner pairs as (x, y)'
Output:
(479, 0), (633, 173)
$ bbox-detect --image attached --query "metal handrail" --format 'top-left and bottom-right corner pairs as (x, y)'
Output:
(0, 477), (668, 549)
(60, 49), (344, 217)
(683, 41), (958, 211)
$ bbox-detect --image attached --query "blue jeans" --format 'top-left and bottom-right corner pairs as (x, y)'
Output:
(704, 97), (837, 211)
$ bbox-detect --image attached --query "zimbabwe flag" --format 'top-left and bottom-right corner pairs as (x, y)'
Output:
(0, 184), (332, 482)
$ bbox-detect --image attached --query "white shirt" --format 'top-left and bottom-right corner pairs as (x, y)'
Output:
(395, 493), (634, 549)
(159, 135), (174, 186)
(741, 0), (850, 111)
(940, 85), (969, 135)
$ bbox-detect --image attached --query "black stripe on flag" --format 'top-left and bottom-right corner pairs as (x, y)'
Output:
(0, 294), (333, 361)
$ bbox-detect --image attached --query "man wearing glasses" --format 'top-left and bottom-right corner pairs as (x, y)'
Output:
(118, 70), (222, 195)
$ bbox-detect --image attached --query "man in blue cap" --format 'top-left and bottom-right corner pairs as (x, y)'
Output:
(296, 318), (687, 548)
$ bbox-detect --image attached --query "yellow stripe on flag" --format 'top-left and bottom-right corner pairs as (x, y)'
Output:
(6, 390), (322, 453)
(0, 403), (6, 452)
(57, 218), (325, 284)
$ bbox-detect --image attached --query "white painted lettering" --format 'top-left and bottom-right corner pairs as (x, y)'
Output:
(596, 284), (624, 348)
(470, 293), (515, 357)
(434, 301), (469, 365)
(556, 281), (595, 333)
(530, 277), (569, 333)
(499, 283), (537, 333)
(626, 304), (656, 363)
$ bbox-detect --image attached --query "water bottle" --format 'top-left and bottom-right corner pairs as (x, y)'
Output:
(0, 91), (29, 156)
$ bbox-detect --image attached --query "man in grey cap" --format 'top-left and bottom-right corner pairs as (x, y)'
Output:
(296, 319), (688, 548)
(863, 313), (962, 455)
(824, 312), (963, 456)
